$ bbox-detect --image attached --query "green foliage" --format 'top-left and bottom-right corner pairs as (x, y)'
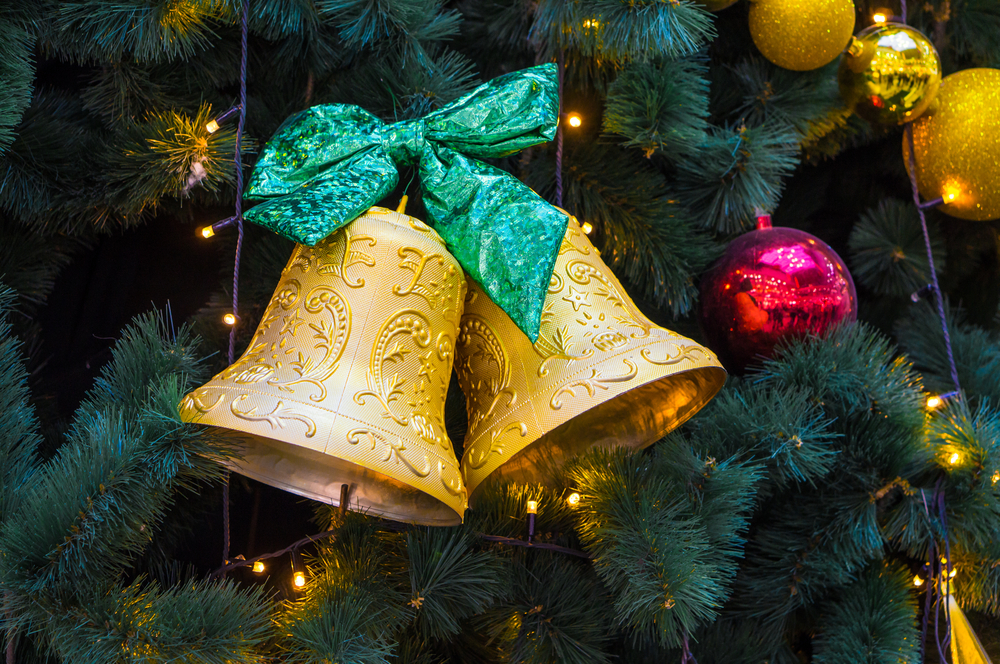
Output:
(687, 383), (840, 493)
(812, 562), (920, 664)
(718, 58), (848, 145)
(0, 286), (42, 522)
(924, 399), (1000, 553)
(526, 142), (720, 317)
(531, 0), (715, 62)
(36, 578), (273, 664)
(0, 311), (226, 597)
(478, 552), (614, 664)
(42, 0), (225, 64)
(848, 200), (946, 298)
(603, 57), (710, 162)
(675, 122), (800, 232)
(279, 513), (409, 663)
(568, 446), (756, 648)
(405, 527), (505, 639)
(896, 301), (1000, 400)
(949, 0), (1000, 67)
(0, 22), (34, 154)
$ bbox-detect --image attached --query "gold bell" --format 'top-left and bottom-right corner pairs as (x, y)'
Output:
(456, 215), (726, 499)
(179, 207), (468, 525)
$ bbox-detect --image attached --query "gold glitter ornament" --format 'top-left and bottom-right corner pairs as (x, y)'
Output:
(179, 207), (469, 525)
(748, 0), (856, 71)
(904, 68), (1000, 221)
(839, 23), (941, 125)
(455, 215), (726, 501)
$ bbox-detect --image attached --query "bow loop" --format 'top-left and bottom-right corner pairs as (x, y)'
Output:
(381, 119), (427, 166)
(243, 63), (566, 341)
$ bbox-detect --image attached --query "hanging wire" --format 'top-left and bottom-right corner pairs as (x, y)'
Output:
(904, 126), (961, 394)
(221, 0), (251, 572)
(555, 50), (565, 209)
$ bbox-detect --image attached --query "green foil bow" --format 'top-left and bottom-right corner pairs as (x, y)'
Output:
(243, 63), (568, 341)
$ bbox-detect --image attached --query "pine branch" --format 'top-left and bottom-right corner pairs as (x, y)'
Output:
(531, 0), (715, 62)
(406, 528), (505, 639)
(812, 561), (920, 664)
(675, 121), (800, 232)
(848, 199), (946, 298)
(603, 56), (710, 162)
(0, 22), (35, 154)
(476, 551), (614, 664)
(41, 0), (225, 64)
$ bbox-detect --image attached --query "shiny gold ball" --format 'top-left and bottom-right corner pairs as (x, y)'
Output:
(904, 68), (1000, 221)
(696, 0), (739, 10)
(748, 0), (856, 71)
(839, 24), (941, 125)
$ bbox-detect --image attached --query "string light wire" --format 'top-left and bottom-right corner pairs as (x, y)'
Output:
(221, 0), (251, 573)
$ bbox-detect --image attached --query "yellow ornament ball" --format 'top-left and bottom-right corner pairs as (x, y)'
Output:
(904, 68), (1000, 221)
(748, 0), (856, 71)
(839, 24), (941, 125)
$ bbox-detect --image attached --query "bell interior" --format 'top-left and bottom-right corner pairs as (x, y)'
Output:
(469, 364), (726, 499)
(221, 431), (463, 526)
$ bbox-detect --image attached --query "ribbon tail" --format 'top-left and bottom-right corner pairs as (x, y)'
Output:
(421, 147), (568, 342)
(244, 150), (398, 246)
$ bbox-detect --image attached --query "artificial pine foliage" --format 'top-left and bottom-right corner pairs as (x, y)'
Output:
(1, 1), (999, 662)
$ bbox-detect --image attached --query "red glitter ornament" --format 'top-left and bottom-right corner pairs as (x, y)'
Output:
(699, 215), (857, 374)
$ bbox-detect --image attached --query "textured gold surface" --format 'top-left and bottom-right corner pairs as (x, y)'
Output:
(179, 207), (468, 525)
(905, 68), (1000, 221)
(839, 24), (941, 125)
(748, 0), (855, 71)
(456, 216), (727, 500)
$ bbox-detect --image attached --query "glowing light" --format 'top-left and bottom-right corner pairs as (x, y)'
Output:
(293, 571), (306, 588)
(252, 560), (265, 574)
(566, 492), (581, 507)
(526, 500), (538, 515)
(926, 395), (943, 409)
(872, 12), (887, 23)
(948, 452), (961, 465)
(200, 225), (215, 239)
(949, 567), (958, 578)
(581, 221), (593, 235)
(992, 470), (999, 485)
(567, 114), (582, 128)
(943, 183), (962, 203)
(223, 313), (237, 326)
(206, 119), (220, 134)
(913, 575), (924, 587)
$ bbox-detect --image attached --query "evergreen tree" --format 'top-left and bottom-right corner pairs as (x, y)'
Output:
(0, 1), (998, 662)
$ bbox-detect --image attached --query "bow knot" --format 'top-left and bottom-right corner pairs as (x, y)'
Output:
(243, 64), (567, 341)
(381, 119), (426, 166)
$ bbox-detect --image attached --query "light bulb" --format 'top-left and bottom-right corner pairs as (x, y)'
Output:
(526, 500), (538, 515)
(949, 567), (958, 578)
(223, 313), (237, 326)
(252, 560), (265, 574)
(200, 225), (215, 239)
(581, 221), (593, 235)
(942, 183), (961, 203)
(949, 452), (961, 465)
(566, 492), (581, 507)
(991, 470), (999, 485)
(913, 575), (924, 587)
(926, 395), (943, 409)
(206, 119), (220, 134)
(567, 114), (582, 128)
(293, 571), (306, 588)
(872, 12), (887, 23)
